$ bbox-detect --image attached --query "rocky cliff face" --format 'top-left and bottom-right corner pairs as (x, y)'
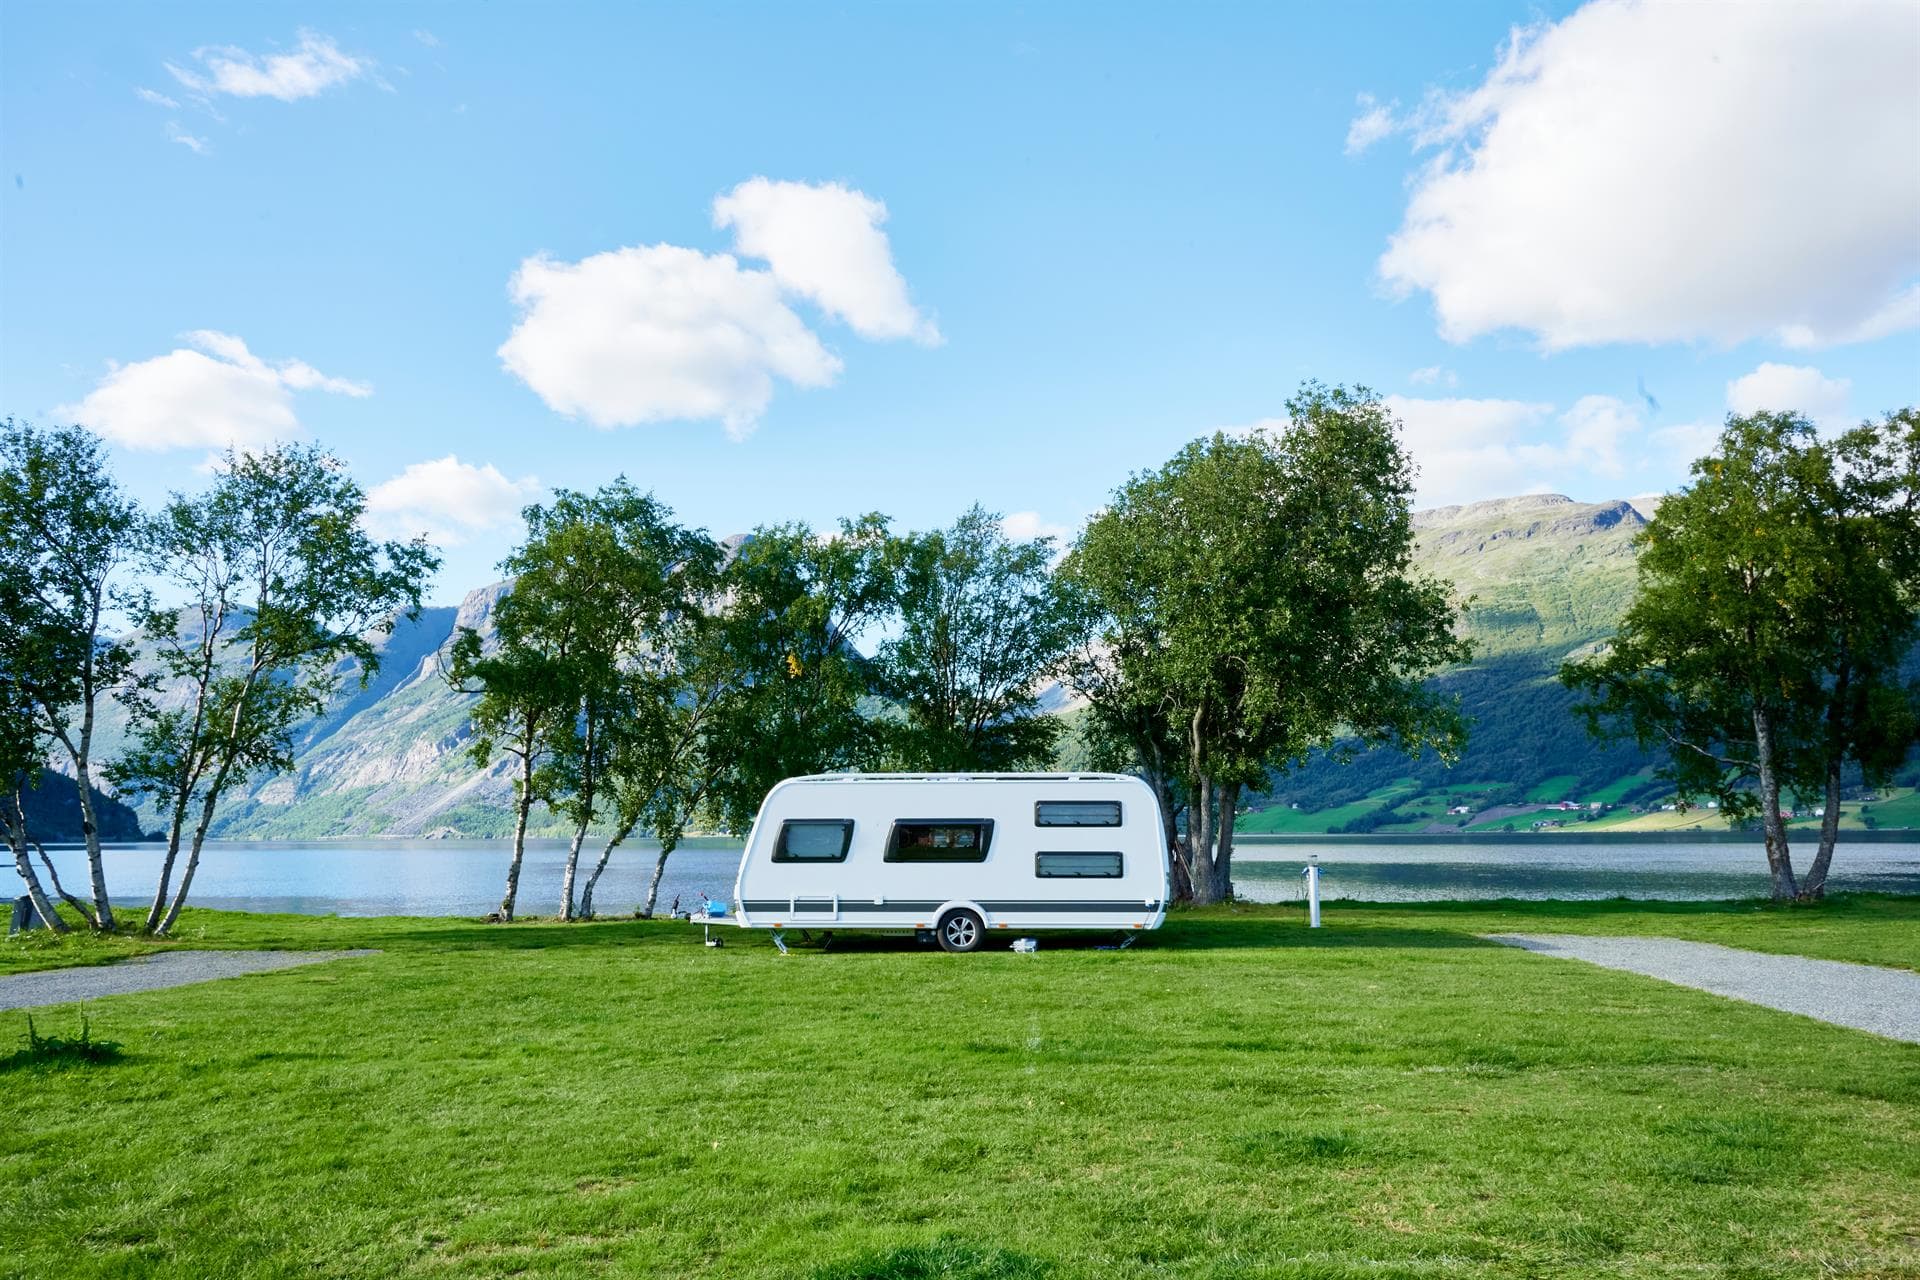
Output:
(83, 579), (558, 841)
(207, 580), (532, 838)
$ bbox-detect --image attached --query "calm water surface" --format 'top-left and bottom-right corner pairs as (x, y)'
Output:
(9, 837), (1918, 917)
(1235, 839), (1920, 902)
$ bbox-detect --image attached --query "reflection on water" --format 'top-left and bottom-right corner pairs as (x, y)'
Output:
(1233, 840), (1920, 902)
(7, 837), (1917, 917)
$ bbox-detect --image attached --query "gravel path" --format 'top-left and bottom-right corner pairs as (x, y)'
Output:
(0, 950), (378, 1011)
(1490, 934), (1920, 1044)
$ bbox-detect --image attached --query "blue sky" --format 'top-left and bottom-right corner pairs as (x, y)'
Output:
(3, 1), (1916, 602)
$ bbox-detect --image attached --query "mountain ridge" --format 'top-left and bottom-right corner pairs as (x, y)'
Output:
(91, 492), (1656, 839)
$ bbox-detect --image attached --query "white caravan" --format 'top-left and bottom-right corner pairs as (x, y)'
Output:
(732, 772), (1170, 951)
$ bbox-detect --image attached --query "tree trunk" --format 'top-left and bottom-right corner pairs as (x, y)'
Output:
(146, 790), (194, 932)
(579, 814), (638, 921)
(1800, 755), (1843, 901)
(1215, 781), (1240, 902)
(558, 709), (597, 922)
(1751, 706), (1798, 901)
(1145, 766), (1190, 902)
(1167, 839), (1193, 903)
(36, 841), (97, 928)
(559, 815), (589, 922)
(5, 795), (69, 934)
(639, 833), (680, 919)
(1188, 775), (1230, 905)
(500, 748), (535, 922)
(156, 788), (223, 936)
(69, 765), (114, 931)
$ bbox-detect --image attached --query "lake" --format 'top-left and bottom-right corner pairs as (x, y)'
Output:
(8, 836), (1919, 917)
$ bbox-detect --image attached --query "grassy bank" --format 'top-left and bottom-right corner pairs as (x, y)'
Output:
(4, 898), (1918, 1278)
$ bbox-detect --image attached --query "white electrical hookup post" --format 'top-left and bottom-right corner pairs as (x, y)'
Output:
(1302, 855), (1322, 928)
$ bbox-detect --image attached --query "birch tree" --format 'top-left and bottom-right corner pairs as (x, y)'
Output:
(533, 484), (720, 922)
(581, 597), (728, 920)
(109, 446), (435, 934)
(702, 517), (895, 835)
(877, 506), (1079, 771)
(1063, 384), (1470, 903)
(443, 609), (566, 923)
(0, 420), (140, 930)
(1564, 408), (1920, 900)
(0, 646), (69, 932)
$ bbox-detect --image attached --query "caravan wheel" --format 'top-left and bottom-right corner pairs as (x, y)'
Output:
(937, 909), (984, 953)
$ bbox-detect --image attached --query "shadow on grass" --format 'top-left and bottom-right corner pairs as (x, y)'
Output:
(1157, 916), (1500, 950)
(807, 1239), (1051, 1280)
(0, 1011), (124, 1073)
(734, 918), (1499, 954)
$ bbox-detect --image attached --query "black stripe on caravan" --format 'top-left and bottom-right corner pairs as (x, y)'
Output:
(740, 900), (1160, 915)
(740, 900), (945, 913)
(981, 901), (1162, 913)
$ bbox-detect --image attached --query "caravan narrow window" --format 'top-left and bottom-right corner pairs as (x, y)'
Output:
(1034, 800), (1122, 827)
(773, 819), (854, 862)
(886, 820), (993, 863)
(1036, 851), (1124, 878)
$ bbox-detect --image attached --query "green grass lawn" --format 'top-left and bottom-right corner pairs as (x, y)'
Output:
(5, 898), (1918, 1278)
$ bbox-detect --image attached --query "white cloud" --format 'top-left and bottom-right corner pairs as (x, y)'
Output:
(1344, 93), (1399, 156)
(167, 31), (368, 102)
(1377, 0), (1920, 350)
(1726, 363), (1852, 428)
(1651, 420), (1720, 469)
(1777, 283), (1920, 351)
(502, 179), (938, 438)
(1001, 511), (1072, 545)
(1409, 365), (1457, 388)
(1556, 394), (1638, 478)
(136, 87), (179, 108)
(1386, 394), (1642, 506)
(413, 29), (440, 48)
(58, 331), (369, 452)
(498, 243), (841, 439)
(1386, 395), (1552, 505)
(366, 456), (539, 545)
(713, 178), (940, 345)
(166, 122), (209, 154)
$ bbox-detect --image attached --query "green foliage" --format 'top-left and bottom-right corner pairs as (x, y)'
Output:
(876, 505), (1078, 772)
(0, 1011), (122, 1071)
(1563, 409), (1920, 898)
(703, 516), (896, 834)
(1065, 384), (1472, 898)
(111, 445), (437, 931)
(0, 419), (143, 929)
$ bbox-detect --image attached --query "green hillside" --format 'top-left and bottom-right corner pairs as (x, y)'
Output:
(1247, 494), (1666, 832)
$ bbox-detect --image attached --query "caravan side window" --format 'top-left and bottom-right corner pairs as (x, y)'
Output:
(1035, 800), (1122, 827)
(773, 819), (854, 862)
(886, 820), (993, 863)
(1036, 851), (1124, 878)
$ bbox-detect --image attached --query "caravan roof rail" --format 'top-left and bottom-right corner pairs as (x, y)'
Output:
(786, 771), (1134, 784)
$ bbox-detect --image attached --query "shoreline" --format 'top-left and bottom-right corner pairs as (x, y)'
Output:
(42, 828), (1920, 849)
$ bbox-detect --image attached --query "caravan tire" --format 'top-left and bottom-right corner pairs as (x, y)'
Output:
(937, 909), (985, 953)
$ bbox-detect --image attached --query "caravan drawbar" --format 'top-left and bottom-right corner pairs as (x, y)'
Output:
(732, 773), (1171, 951)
